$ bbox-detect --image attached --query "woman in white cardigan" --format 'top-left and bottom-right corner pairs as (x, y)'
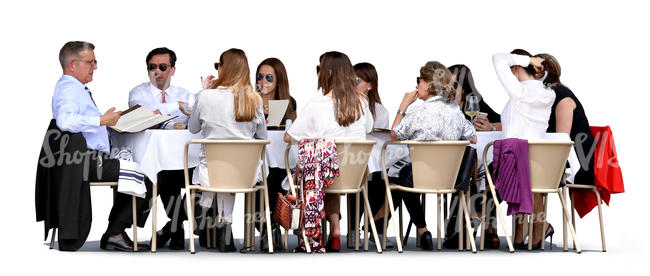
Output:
(492, 49), (555, 250)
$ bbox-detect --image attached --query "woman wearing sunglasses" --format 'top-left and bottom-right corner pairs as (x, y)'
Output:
(190, 48), (267, 252)
(253, 57), (297, 251)
(255, 58), (297, 126)
(388, 61), (477, 251)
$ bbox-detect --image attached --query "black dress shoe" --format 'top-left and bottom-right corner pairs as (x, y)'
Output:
(219, 224), (236, 252)
(443, 233), (459, 249)
(168, 228), (185, 250)
(101, 232), (150, 251)
(153, 222), (173, 248)
(420, 231), (434, 251)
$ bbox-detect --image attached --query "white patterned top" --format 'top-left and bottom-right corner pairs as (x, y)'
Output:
(393, 96), (476, 141)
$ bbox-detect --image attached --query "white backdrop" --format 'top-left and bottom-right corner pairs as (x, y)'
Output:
(1, 0), (648, 274)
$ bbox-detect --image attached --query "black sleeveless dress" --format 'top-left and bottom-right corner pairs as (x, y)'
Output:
(547, 85), (595, 185)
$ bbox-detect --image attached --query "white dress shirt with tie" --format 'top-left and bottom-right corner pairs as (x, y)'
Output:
(128, 82), (193, 129)
(52, 75), (110, 153)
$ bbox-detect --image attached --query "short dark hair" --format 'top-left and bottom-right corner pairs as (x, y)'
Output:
(59, 41), (95, 69)
(146, 47), (177, 67)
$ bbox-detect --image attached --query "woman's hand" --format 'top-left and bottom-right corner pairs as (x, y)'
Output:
(529, 57), (545, 74)
(399, 90), (418, 112)
(201, 75), (216, 89)
(472, 117), (494, 131)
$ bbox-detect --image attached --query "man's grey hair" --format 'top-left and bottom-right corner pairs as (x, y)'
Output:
(59, 41), (95, 69)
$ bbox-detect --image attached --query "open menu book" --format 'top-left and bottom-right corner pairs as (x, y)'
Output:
(108, 105), (177, 133)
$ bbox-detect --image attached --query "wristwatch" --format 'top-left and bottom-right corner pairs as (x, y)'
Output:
(397, 109), (406, 116)
(491, 124), (497, 131)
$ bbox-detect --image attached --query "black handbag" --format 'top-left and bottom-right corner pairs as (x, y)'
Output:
(454, 146), (477, 191)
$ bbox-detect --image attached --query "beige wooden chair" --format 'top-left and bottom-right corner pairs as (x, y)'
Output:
(380, 141), (476, 253)
(183, 139), (273, 254)
(283, 140), (383, 253)
(49, 182), (140, 251)
(561, 183), (607, 252)
(479, 141), (582, 253)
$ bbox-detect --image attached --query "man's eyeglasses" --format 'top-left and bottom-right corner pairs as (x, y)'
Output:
(148, 63), (170, 72)
(73, 59), (97, 66)
(256, 73), (274, 83)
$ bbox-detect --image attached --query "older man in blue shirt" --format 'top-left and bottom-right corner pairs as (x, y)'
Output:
(51, 41), (151, 251)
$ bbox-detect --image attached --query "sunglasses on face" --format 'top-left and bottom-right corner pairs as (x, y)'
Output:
(416, 77), (422, 84)
(214, 62), (222, 70)
(148, 63), (169, 72)
(256, 73), (275, 83)
(355, 77), (361, 85)
(316, 65), (320, 74)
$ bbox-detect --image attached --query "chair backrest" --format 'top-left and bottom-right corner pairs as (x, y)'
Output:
(528, 141), (573, 191)
(406, 141), (469, 191)
(327, 140), (376, 192)
(201, 139), (270, 190)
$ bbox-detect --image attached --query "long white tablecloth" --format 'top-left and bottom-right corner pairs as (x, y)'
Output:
(110, 129), (203, 184)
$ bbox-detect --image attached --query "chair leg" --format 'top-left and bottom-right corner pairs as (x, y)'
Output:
(259, 190), (264, 252)
(563, 187), (568, 252)
(570, 188), (576, 250)
(489, 184), (514, 252)
(301, 228), (311, 253)
(382, 193), (388, 250)
(558, 191), (581, 253)
(542, 194), (549, 250)
(386, 188), (403, 252)
(186, 189), (196, 253)
(460, 192), (477, 253)
(131, 196), (138, 252)
(49, 228), (56, 249)
(458, 192), (464, 251)
(362, 186), (382, 253)
(212, 197), (218, 248)
(527, 212), (534, 251)
(465, 190), (471, 251)
(594, 187), (607, 252)
(479, 190), (487, 251)
(355, 192), (360, 251)
(437, 194), (442, 250)
(263, 187), (274, 253)
(151, 184), (158, 252)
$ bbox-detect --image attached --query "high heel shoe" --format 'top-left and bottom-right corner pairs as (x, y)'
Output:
(530, 224), (555, 250)
(326, 236), (340, 252)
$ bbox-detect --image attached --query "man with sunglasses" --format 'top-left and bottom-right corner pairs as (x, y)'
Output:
(128, 47), (192, 129)
(44, 41), (152, 251)
(127, 47), (194, 250)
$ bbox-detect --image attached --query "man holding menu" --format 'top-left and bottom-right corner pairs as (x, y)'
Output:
(50, 41), (151, 251)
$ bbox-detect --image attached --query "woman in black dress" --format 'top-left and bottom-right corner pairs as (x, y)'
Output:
(538, 53), (595, 185)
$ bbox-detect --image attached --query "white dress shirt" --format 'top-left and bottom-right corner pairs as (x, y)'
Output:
(492, 53), (555, 140)
(287, 94), (374, 141)
(128, 82), (193, 129)
(51, 75), (110, 153)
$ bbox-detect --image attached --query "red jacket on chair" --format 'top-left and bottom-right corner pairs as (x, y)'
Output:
(573, 126), (625, 218)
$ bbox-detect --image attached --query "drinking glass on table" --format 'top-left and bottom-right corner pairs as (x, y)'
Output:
(464, 95), (480, 121)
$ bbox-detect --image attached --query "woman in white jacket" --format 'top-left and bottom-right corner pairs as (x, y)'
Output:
(492, 49), (555, 250)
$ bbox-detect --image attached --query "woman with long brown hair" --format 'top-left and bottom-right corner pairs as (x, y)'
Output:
(354, 62), (389, 129)
(189, 48), (267, 252)
(284, 51), (374, 252)
(254, 57), (297, 251)
(255, 57), (296, 125)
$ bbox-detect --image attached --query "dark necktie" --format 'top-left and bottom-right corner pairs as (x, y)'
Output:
(85, 87), (97, 107)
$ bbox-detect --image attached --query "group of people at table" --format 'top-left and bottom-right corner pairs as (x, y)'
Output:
(42, 41), (595, 253)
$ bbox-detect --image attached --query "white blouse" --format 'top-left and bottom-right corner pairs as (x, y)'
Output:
(373, 102), (390, 129)
(492, 53), (555, 140)
(287, 94), (374, 141)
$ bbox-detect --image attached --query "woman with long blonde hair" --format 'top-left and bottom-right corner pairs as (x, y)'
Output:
(189, 48), (267, 252)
